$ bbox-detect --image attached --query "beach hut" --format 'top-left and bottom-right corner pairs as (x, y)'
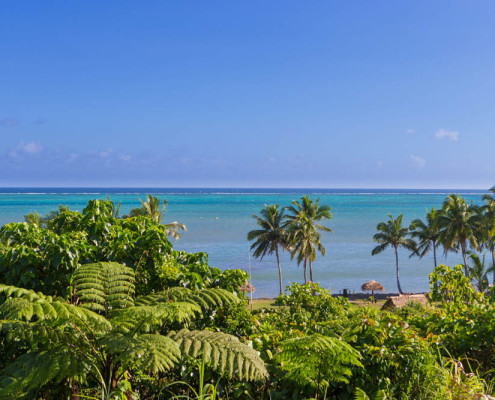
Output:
(361, 280), (385, 298)
(381, 294), (428, 311)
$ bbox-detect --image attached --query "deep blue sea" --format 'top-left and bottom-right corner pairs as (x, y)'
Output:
(0, 188), (487, 297)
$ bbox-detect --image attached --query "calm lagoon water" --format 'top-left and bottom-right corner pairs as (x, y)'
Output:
(0, 188), (487, 297)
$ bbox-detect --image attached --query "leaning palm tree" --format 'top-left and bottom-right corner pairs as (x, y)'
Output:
(286, 196), (332, 283)
(409, 207), (442, 268)
(247, 204), (287, 295)
(438, 194), (481, 278)
(372, 214), (417, 295)
(129, 195), (186, 240)
(467, 252), (492, 292)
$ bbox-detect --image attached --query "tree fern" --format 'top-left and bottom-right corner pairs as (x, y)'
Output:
(72, 262), (135, 314)
(0, 262), (267, 398)
(135, 287), (239, 310)
(100, 333), (182, 374)
(276, 334), (362, 399)
(171, 329), (268, 381)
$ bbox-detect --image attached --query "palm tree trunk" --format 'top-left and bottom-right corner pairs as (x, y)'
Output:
(395, 247), (403, 295)
(491, 247), (495, 286)
(275, 246), (283, 295)
(461, 243), (470, 278)
(433, 240), (437, 268)
(303, 258), (307, 283)
(309, 259), (313, 282)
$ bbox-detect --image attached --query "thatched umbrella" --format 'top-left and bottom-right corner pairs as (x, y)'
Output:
(361, 280), (385, 297)
(239, 282), (255, 293)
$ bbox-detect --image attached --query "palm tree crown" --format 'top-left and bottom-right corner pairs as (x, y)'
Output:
(129, 195), (186, 240)
(438, 194), (481, 278)
(372, 214), (417, 295)
(247, 204), (287, 295)
(286, 196), (332, 283)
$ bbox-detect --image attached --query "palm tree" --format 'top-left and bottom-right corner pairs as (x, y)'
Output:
(372, 214), (417, 295)
(409, 207), (442, 268)
(24, 211), (44, 227)
(129, 195), (186, 240)
(247, 204), (287, 295)
(482, 185), (495, 284)
(438, 194), (481, 278)
(467, 252), (492, 292)
(286, 196), (332, 283)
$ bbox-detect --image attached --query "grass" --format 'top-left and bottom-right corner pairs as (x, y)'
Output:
(249, 297), (387, 311)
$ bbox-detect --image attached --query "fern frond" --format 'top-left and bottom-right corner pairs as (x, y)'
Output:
(100, 333), (181, 374)
(276, 334), (362, 387)
(135, 287), (239, 310)
(112, 301), (201, 333)
(72, 262), (135, 313)
(0, 291), (111, 332)
(0, 348), (87, 399)
(170, 329), (268, 381)
(0, 320), (83, 347)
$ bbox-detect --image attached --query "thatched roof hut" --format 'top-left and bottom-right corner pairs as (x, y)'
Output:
(361, 280), (385, 295)
(381, 294), (428, 311)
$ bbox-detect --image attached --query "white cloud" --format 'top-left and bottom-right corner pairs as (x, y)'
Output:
(118, 153), (132, 162)
(410, 155), (426, 169)
(435, 128), (459, 141)
(21, 141), (44, 154)
(406, 128), (415, 134)
(8, 141), (44, 158)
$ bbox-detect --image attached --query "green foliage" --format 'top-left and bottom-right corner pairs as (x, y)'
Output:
(429, 264), (481, 305)
(276, 334), (362, 399)
(276, 282), (349, 328)
(0, 262), (267, 399)
(172, 329), (268, 381)
(0, 198), (246, 298)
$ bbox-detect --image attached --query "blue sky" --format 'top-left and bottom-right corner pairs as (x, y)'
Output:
(1, 1), (494, 188)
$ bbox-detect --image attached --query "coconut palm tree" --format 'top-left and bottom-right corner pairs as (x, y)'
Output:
(438, 194), (481, 278)
(286, 196), (332, 283)
(482, 185), (495, 284)
(372, 214), (417, 295)
(409, 207), (442, 268)
(129, 195), (186, 240)
(467, 252), (493, 292)
(247, 204), (287, 295)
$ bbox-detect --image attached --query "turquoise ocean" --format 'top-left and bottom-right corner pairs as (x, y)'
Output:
(0, 188), (487, 298)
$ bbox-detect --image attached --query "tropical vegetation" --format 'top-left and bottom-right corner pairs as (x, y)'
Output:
(2, 190), (495, 398)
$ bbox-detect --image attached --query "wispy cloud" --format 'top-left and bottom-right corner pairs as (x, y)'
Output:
(0, 117), (19, 127)
(435, 128), (459, 141)
(406, 128), (415, 134)
(8, 141), (45, 159)
(410, 155), (426, 169)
